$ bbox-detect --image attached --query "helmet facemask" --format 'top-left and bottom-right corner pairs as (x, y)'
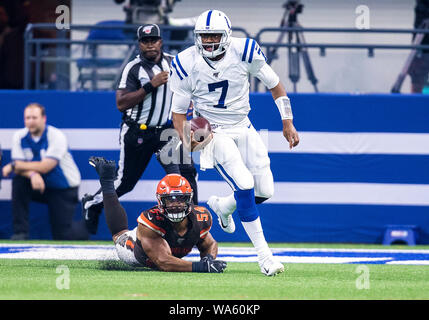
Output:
(157, 192), (193, 223)
(194, 30), (230, 58)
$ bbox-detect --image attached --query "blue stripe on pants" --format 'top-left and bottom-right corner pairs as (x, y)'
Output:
(215, 163), (240, 191)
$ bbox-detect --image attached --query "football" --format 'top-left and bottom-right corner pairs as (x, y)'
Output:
(189, 117), (212, 142)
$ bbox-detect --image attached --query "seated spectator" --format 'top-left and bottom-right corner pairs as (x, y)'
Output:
(1, 103), (88, 240)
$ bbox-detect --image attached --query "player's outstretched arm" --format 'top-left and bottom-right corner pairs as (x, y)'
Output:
(137, 223), (193, 272)
(137, 224), (226, 273)
(89, 156), (118, 194)
(196, 232), (219, 259)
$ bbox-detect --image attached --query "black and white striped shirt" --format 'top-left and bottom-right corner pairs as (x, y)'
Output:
(117, 53), (173, 127)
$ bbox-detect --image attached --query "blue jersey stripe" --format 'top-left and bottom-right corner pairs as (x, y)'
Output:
(175, 55), (188, 77)
(171, 59), (183, 80)
(242, 38), (250, 61)
(206, 10), (213, 27)
(260, 48), (267, 61)
(257, 47), (267, 61)
(248, 39), (256, 63)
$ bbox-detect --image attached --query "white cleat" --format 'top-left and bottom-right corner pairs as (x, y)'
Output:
(259, 257), (285, 276)
(207, 196), (235, 233)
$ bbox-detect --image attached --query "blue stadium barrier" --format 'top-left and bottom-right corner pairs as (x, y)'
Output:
(1, 90), (429, 244)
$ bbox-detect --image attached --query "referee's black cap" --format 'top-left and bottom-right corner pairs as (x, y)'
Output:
(137, 24), (161, 41)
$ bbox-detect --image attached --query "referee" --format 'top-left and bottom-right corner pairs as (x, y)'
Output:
(82, 24), (198, 234)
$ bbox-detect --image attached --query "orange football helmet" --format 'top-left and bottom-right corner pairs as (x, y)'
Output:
(156, 174), (193, 222)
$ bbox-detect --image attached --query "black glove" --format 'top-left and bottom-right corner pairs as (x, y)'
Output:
(89, 156), (117, 194)
(202, 254), (215, 262)
(192, 255), (227, 273)
(89, 156), (117, 181)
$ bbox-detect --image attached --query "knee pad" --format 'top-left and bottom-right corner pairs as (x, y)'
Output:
(253, 168), (274, 200)
(114, 229), (141, 267)
(234, 188), (259, 222)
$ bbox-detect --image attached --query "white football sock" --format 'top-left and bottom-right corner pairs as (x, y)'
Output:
(241, 217), (272, 263)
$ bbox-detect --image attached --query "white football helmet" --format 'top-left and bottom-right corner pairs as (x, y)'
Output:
(194, 10), (232, 58)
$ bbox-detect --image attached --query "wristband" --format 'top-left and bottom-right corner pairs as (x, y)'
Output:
(275, 96), (293, 120)
(11, 161), (16, 172)
(143, 81), (155, 94)
(100, 179), (116, 195)
(191, 261), (207, 273)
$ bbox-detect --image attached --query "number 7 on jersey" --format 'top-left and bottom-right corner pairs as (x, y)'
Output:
(208, 80), (229, 109)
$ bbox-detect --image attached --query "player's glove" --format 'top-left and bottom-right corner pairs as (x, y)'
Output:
(89, 156), (117, 194)
(89, 156), (117, 180)
(202, 254), (215, 262)
(192, 255), (227, 273)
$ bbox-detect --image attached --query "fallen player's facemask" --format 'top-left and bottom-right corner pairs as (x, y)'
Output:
(158, 194), (193, 223)
(156, 174), (193, 223)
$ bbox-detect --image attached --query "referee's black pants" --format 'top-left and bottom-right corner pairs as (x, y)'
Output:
(11, 175), (87, 240)
(89, 122), (198, 211)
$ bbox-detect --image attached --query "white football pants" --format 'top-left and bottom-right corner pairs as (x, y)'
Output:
(210, 122), (274, 198)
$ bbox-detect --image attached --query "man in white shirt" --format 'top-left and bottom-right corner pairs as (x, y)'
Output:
(2, 103), (87, 240)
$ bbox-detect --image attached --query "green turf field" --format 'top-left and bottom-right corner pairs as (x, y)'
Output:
(1, 241), (429, 300)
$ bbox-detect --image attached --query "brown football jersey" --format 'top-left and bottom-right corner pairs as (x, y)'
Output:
(133, 205), (212, 269)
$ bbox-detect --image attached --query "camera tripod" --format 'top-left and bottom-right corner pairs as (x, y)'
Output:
(265, 1), (319, 93)
(391, 19), (429, 93)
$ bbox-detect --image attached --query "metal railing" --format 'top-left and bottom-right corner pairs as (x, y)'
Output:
(254, 26), (429, 92)
(23, 23), (250, 90)
(23, 23), (429, 91)
(256, 27), (429, 54)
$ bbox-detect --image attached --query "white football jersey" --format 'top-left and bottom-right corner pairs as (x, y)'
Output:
(170, 37), (277, 126)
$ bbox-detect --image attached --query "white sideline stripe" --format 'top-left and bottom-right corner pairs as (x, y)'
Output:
(2, 244), (428, 254)
(0, 129), (120, 150)
(1, 179), (429, 206)
(265, 131), (429, 155)
(0, 248), (390, 264)
(386, 260), (429, 265)
(2, 244), (428, 265)
(1, 129), (429, 154)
